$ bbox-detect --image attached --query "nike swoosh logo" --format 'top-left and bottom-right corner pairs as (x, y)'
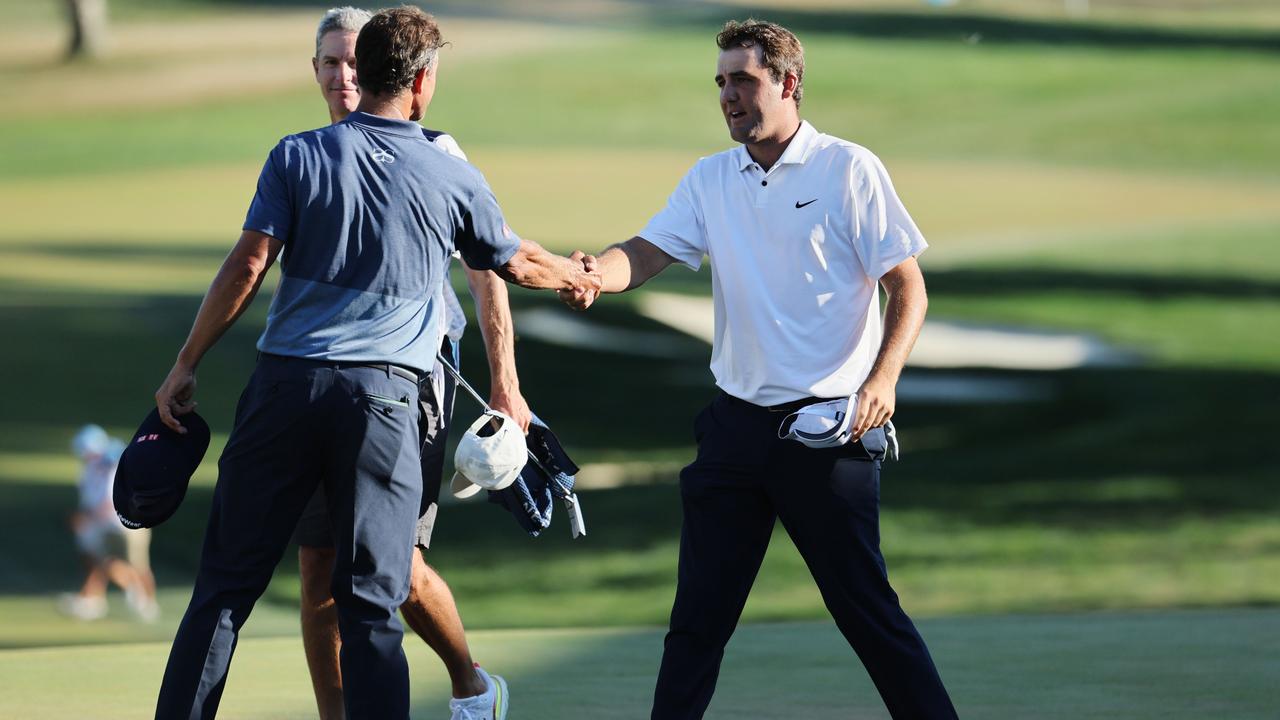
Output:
(795, 199), (818, 208)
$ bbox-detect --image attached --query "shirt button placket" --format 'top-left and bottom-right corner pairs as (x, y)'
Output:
(756, 169), (770, 208)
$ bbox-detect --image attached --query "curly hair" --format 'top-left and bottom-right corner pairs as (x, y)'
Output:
(716, 19), (805, 106)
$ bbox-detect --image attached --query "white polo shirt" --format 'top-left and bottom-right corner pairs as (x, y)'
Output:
(639, 121), (927, 406)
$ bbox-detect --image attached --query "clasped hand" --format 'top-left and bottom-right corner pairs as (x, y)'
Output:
(560, 251), (601, 311)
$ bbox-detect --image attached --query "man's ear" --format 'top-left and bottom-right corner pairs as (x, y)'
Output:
(311, 57), (319, 76)
(781, 71), (799, 100)
(412, 65), (429, 94)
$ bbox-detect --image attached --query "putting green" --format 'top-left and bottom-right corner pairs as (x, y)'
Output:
(1, 610), (1275, 719)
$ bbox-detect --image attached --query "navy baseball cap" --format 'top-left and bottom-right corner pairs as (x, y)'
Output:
(113, 408), (211, 529)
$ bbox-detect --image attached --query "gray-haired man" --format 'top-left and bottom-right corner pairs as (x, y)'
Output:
(299, 7), (524, 719)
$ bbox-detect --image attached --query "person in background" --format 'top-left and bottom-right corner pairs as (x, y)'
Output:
(58, 424), (158, 622)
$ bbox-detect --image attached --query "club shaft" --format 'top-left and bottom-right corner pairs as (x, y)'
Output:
(436, 351), (550, 471)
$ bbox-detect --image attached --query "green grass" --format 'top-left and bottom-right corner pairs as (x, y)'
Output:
(5, 23), (1280, 179)
(1, 609), (1277, 718)
(924, 220), (1280, 369)
(1, 3), (1278, 700)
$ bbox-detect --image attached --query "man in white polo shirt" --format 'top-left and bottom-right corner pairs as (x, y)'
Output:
(561, 19), (957, 720)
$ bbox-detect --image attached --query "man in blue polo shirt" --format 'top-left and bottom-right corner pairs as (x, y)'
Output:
(562, 19), (957, 720)
(151, 8), (598, 719)
(298, 9), (527, 719)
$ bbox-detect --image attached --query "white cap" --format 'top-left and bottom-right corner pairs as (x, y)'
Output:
(450, 411), (527, 499)
(778, 396), (857, 449)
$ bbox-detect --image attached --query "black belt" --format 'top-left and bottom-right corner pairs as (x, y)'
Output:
(721, 392), (827, 414)
(259, 353), (422, 385)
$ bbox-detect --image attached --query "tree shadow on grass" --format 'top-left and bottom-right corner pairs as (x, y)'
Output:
(3, 260), (1277, 628)
(692, 3), (1280, 53)
(5, 241), (232, 264)
(924, 267), (1280, 300)
(0, 292), (261, 432)
(885, 366), (1280, 525)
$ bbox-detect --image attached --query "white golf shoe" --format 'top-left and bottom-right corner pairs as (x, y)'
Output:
(57, 593), (107, 621)
(448, 665), (508, 720)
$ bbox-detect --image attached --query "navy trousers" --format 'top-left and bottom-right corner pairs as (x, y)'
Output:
(652, 393), (957, 719)
(154, 355), (423, 720)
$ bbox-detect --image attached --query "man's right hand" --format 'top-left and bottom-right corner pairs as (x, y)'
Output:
(155, 364), (198, 434)
(490, 387), (533, 434)
(560, 251), (601, 310)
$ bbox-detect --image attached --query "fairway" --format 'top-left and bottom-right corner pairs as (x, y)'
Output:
(4, 0), (1279, 716)
(2, 609), (1276, 719)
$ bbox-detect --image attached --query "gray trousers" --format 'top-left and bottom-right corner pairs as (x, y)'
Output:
(154, 355), (422, 720)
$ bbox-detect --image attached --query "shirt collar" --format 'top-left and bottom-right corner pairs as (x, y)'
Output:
(344, 111), (424, 139)
(736, 120), (819, 171)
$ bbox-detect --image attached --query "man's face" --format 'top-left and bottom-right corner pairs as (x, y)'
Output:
(313, 30), (359, 117)
(716, 46), (789, 145)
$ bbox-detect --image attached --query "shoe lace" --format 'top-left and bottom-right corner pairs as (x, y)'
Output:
(449, 705), (489, 720)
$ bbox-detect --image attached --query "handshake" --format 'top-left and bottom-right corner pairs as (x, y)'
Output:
(559, 250), (602, 311)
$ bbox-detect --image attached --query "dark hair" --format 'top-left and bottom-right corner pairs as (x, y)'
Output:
(356, 6), (444, 97)
(716, 19), (805, 106)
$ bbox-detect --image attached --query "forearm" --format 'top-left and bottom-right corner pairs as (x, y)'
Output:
(155, 232), (277, 431)
(596, 244), (638, 293)
(496, 238), (588, 291)
(867, 271), (927, 386)
(175, 263), (267, 369)
(465, 267), (519, 394)
(597, 237), (674, 293)
(175, 240), (274, 369)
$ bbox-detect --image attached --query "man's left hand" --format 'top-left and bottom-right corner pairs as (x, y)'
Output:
(156, 364), (198, 434)
(851, 375), (895, 440)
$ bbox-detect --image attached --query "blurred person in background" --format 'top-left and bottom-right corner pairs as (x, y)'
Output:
(58, 424), (159, 622)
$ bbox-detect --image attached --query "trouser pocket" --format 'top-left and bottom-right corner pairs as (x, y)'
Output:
(363, 392), (412, 410)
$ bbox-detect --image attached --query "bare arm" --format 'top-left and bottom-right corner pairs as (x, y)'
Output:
(493, 238), (601, 293)
(463, 266), (531, 431)
(850, 256), (928, 439)
(155, 230), (282, 432)
(559, 236), (678, 310)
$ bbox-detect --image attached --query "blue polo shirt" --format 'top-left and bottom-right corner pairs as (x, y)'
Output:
(244, 112), (520, 373)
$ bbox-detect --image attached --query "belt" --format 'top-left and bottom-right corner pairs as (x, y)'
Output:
(721, 392), (828, 414)
(258, 353), (422, 385)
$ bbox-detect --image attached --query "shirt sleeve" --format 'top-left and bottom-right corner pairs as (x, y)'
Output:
(243, 140), (293, 243)
(422, 132), (468, 261)
(434, 133), (469, 162)
(456, 175), (521, 271)
(849, 150), (927, 280)
(637, 164), (707, 271)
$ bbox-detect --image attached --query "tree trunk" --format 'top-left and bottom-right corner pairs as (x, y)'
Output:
(67, 0), (109, 59)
